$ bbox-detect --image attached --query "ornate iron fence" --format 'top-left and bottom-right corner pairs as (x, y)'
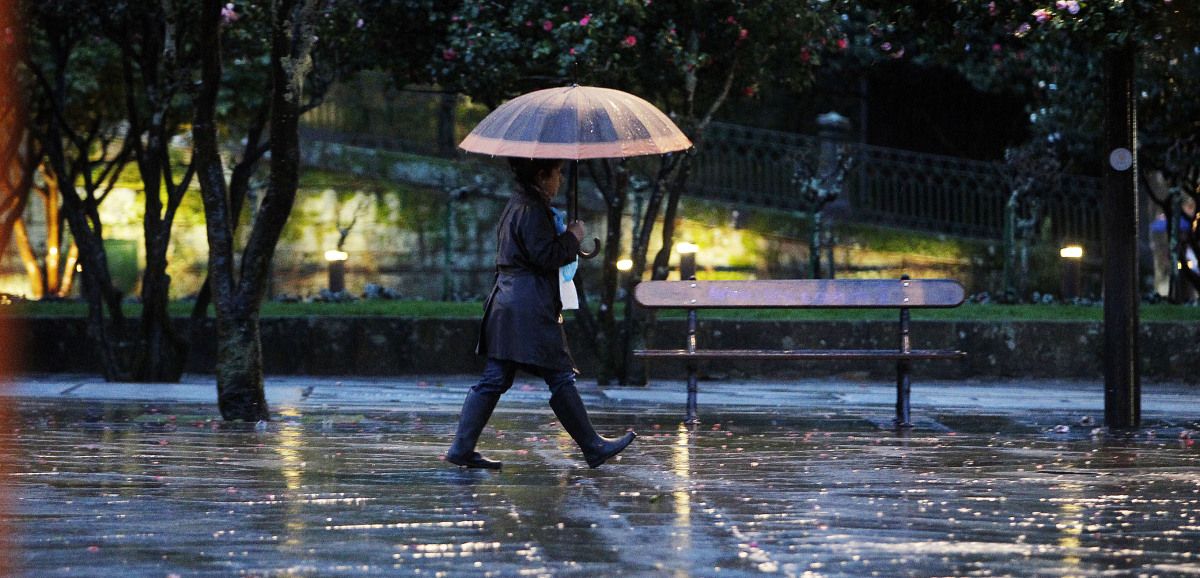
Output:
(693, 122), (1103, 243)
(299, 100), (1105, 243)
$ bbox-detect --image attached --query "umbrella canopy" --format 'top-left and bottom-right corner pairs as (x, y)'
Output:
(459, 85), (692, 159)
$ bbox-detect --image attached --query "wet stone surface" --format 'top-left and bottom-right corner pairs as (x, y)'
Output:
(5, 397), (1200, 577)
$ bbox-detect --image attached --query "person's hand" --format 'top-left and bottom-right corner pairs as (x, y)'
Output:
(567, 220), (585, 241)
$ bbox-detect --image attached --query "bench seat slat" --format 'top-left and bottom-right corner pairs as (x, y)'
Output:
(634, 279), (964, 309)
(633, 348), (965, 360)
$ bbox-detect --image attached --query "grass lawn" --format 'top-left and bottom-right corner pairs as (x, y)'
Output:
(4, 299), (1197, 322)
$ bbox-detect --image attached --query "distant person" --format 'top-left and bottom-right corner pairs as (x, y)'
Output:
(445, 157), (636, 469)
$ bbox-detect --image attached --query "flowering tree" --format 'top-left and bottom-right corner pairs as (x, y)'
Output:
(858, 1), (1199, 304)
(434, 0), (849, 383)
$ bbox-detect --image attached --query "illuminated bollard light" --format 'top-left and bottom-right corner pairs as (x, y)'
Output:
(325, 249), (348, 294)
(1060, 245), (1083, 300)
(676, 242), (698, 281)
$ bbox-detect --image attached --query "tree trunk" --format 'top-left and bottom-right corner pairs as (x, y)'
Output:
(598, 161), (628, 384)
(194, 0), (317, 420)
(215, 314), (269, 421)
(52, 162), (132, 380)
(618, 154), (683, 385)
(12, 219), (44, 299)
(139, 251), (185, 381)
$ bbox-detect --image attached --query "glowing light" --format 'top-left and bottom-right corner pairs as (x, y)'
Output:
(324, 250), (348, 262)
(616, 259), (633, 271)
(1059, 246), (1083, 259)
(675, 242), (699, 255)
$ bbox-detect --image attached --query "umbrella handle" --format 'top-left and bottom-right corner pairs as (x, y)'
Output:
(578, 237), (600, 259)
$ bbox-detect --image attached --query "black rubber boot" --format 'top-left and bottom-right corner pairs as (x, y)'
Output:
(549, 384), (636, 468)
(446, 390), (503, 469)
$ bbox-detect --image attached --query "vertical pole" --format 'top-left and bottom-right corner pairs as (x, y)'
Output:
(896, 275), (912, 427)
(684, 260), (699, 425)
(1102, 45), (1140, 429)
(685, 308), (699, 425)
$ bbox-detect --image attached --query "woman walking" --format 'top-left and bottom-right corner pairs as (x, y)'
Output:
(445, 157), (636, 469)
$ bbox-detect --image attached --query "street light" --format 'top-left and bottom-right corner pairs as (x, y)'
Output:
(1060, 245), (1083, 300)
(676, 242), (698, 281)
(325, 249), (348, 293)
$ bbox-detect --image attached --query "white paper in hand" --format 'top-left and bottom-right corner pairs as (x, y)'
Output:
(560, 276), (579, 310)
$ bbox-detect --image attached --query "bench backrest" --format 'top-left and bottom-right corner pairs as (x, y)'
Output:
(634, 279), (965, 309)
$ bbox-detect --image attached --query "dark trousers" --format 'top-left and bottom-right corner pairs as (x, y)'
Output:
(472, 357), (576, 397)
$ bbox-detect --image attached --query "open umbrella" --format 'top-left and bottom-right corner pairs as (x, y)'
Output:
(459, 85), (692, 257)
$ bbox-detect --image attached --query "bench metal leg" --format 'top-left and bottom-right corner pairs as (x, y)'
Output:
(895, 360), (912, 428)
(895, 297), (913, 428)
(685, 308), (700, 425)
(685, 363), (700, 425)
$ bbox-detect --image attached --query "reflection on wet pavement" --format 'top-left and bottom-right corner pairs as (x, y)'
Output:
(5, 399), (1199, 576)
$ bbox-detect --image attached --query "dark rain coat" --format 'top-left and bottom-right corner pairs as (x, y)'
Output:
(475, 190), (581, 372)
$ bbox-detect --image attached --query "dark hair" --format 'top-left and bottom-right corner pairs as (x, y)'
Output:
(508, 157), (564, 203)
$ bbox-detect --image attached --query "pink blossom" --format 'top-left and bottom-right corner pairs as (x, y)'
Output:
(742, 85), (757, 97)
(579, 14), (591, 26)
(569, 47), (577, 55)
(543, 20), (554, 31)
(442, 48), (457, 61)
(220, 3), (239, 24)
(1015, 22), (1032, 36)
(622, 35), (637, 48)
(725, 16), (737, 24)
(1032, 8), (1052, 22)
(1055, 0), (1079, 13)
(988, 2), (998, 16)
(880, 41), (892, 51)
(799, 48), (811, 63)
(738, 28), (748, 41)
(355, 18), (364, 29)
(836, 37), (848, 50)
(992, 43), (1002, 53)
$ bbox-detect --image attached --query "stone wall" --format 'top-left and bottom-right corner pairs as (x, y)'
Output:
(6, 317), (1197, 383)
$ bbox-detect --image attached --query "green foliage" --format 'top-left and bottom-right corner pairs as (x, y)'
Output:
(855, 0), (1200, 172)
(430, 1), (846, 113)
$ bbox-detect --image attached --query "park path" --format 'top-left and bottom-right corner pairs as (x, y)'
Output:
(2, 375), (1198, 576)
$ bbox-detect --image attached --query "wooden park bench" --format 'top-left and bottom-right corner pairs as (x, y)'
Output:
(633, 276), (966, 427)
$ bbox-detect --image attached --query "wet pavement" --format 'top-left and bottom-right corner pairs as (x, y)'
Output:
(2, 375), (1199, 577)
